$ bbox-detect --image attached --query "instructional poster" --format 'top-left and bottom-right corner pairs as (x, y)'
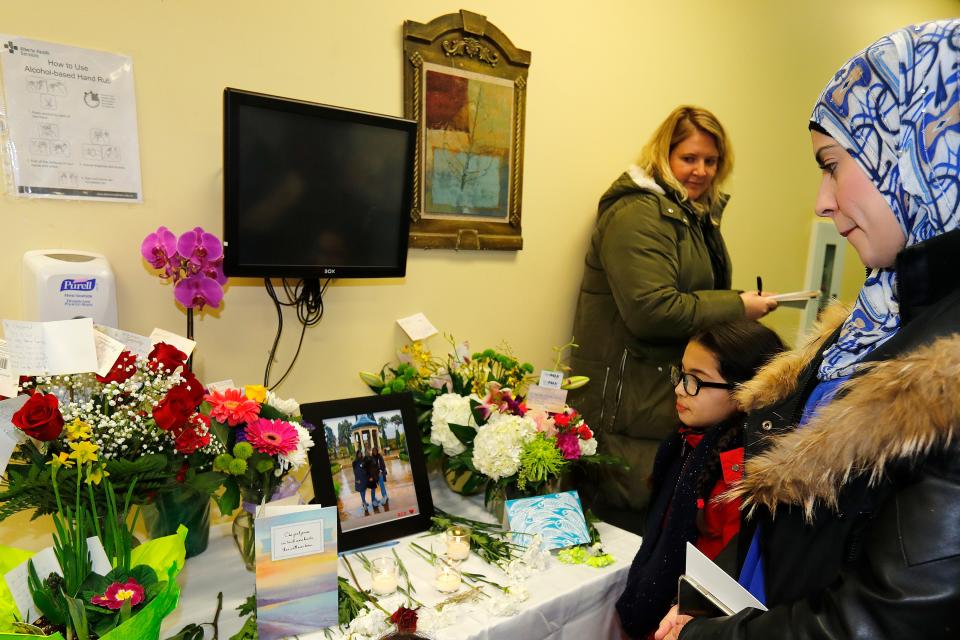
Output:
(0, 35), (142, 201)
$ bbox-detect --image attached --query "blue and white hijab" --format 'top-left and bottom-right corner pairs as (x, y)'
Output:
(811, 19), (960, 381)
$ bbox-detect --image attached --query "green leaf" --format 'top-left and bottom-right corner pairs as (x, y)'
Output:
(216, 477), (240, 516)
(259, 404), (286, 420)
(469, 399), (486, 426)
(65, 594), (90, 640)
(448, 423), (476, 446)
(164, 623), (206, 640)
(183, 471), (223, 496)
(210, 418), (232, 451)
(129, 564), (159, 588)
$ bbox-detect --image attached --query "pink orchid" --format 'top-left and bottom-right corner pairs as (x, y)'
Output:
(140, 226), (177, 276)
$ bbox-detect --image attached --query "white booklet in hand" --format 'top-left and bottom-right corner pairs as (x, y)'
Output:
(768, 290), (820, 302)
(678, 543), (767, 617)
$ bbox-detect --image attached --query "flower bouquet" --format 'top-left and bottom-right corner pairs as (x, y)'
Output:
(361, 338), (607, 517)
(0, 342), (225, 557)
(0, 466), (187, 640)
(203, 385), (314, 570)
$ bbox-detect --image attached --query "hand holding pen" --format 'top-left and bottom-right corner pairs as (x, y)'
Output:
(740, 275), (778, 320)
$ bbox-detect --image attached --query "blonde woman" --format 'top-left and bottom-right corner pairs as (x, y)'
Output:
(570, 106), (776, 533)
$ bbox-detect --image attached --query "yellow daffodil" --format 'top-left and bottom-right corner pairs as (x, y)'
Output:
(68, 440), (99, 465)
(244, 384), (267, 403)
(64, 418), (93, 441)
(47, 452), (74, 468)
(86, 464), (109, 485)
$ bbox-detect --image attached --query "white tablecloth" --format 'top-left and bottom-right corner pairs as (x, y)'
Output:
(162, 474), (641, 639)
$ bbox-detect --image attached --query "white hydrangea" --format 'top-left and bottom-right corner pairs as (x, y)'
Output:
(579, 437), (598, 457)
(431, 392), (476, 456)
(471, 412), (537, 480)
(266, 390), (300, 417)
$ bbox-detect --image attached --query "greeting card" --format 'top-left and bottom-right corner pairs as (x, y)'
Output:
(504, 490), (590, 550)
(254, 504), (338, 640)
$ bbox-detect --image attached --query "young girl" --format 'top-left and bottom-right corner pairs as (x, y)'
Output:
(616, 320), (784, 638)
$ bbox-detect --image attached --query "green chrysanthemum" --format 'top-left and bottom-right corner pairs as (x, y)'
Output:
(233, 442), (254, 460)
(517, 433), (567, 491)
(213, 453), (233, 472)
(228, 457), (248, 475)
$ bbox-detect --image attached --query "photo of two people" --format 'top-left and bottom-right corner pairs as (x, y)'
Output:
(321, 410), (419, 533)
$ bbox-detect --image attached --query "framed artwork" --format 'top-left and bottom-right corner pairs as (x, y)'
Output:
(302, 393), (435, 552)
(403, 9), (531, 250)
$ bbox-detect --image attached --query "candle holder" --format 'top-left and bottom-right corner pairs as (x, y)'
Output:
(370, 556), (399, 596)
(444, 525), (472, 562)
(434, 562), (462, 593)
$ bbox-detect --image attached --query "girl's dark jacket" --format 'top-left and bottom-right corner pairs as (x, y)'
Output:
(681, 229), (960, 639)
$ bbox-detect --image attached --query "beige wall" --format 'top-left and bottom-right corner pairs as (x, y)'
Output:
(2, 1), (957, 547)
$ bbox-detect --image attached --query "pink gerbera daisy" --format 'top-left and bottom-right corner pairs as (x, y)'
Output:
(246, 418), (299, 456)
(91, 579), (145, 610)
(204, 388), (260, 426)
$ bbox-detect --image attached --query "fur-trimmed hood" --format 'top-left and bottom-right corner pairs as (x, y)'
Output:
(728, 303), (960, 519)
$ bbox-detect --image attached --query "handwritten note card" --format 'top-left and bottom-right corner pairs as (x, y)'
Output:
(206, 379), (236, 394)
(525, 384), (568, 413)
(4, 547), (61, 621)
(0, 339), (18, 398)
(94, 324), (153, 357)
(396, 313), (439, 342)
(0, 395), (30, 477)
(93, 330), (125, 378)
(4, 537), (114, 621)
(149, 328), (196, 358)
(2, 318), (98, 376)
(538, 370), (564, 389)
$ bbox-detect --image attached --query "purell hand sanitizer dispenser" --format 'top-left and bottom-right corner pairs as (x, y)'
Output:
(22, 250), (118, 326)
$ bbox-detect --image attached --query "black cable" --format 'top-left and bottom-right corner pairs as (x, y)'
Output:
(263, 277), (331, 390)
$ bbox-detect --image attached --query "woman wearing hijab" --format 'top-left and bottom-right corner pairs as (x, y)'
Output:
(657, 19), (960, 640)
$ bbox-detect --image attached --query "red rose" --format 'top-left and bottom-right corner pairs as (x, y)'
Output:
(177, 370), (206, 405)
(153, 384), (196, 431)
(148, 342), (187, 372)
(553, 412), (572, 428)
(96, 350), (138, 384)
(577, 424), (593, 440)
(171, 415), (211, 454)
(12, 392), (64, 441)
(390, 606), (419, 633)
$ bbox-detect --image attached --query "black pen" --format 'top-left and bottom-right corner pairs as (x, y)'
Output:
(757, 276), (762, 296)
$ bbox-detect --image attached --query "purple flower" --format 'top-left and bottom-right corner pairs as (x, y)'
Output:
(177, 227), (223, 271)
(141, 227), (177, 273)
(174, 273), (223, 310)
(556, 432), (581, 461)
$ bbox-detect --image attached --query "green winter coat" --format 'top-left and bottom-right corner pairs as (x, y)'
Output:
(569, 167), (744, 532)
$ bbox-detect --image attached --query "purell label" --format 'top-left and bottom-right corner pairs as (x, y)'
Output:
(60, 278), (96, 292)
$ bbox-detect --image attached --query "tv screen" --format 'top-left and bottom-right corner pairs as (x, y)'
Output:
(223, 88), (416, 278)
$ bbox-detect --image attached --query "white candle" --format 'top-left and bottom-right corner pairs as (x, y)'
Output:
(371, 573), (398, 595)
(435, 570), (461, 593)
(446, 539), (470, 561)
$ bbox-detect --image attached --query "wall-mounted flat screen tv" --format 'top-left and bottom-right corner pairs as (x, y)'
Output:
(223, 88), (416, 278)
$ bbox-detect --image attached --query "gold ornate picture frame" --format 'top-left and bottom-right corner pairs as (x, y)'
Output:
(403, 10), (531, 250)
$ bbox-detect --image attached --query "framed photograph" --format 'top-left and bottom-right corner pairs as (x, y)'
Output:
(302, 393), (435, 552)
(403, 9), (531, 250)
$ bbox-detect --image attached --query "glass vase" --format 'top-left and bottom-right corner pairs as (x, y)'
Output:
(484, 478), (562, 522)
(143, 488), (211, 558)
(232, 509), (256, 572)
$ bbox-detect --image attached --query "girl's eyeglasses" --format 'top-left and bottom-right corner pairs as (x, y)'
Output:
(670, 365), (734, 396)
